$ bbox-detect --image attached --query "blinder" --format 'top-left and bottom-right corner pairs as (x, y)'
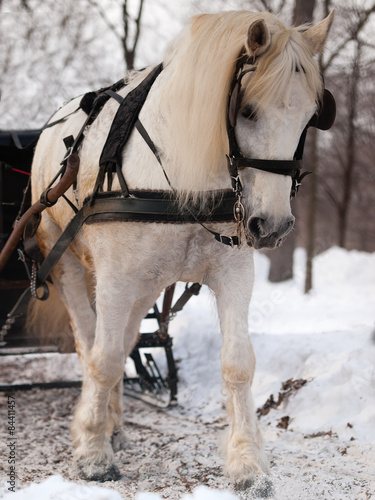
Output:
(308, 88), (336, 131)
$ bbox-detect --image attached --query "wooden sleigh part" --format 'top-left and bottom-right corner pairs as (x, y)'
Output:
(0, 153), (80, 275)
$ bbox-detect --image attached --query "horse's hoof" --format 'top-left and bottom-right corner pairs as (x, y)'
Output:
(235, 476), (274, 498)
(77, 460), (122, 482)
(111, 429), (126, 453)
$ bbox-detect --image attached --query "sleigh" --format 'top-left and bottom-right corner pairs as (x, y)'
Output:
(0, 129), (202, 406)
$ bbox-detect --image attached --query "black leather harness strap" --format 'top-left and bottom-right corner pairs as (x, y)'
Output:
(228, 157), (302, 176)
(91, 63), (164, 203)
(35, 191), (238, 297)
(134, 119), (172, 187)
(225, 55), (304, 199)
(225, 53), (335, 199)
(83, 191), (237, 224)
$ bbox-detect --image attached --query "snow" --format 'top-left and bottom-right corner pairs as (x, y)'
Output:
(1, 475), (122, 499)
(1, 247), (375, 499)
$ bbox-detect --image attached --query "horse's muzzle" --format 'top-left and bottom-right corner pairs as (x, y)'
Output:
(246, 216), (295, 249)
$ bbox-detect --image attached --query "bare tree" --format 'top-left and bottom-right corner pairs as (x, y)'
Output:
(304, 0), (375, 292)
(337, 39), (361, 247)
(320, 3), (375, 250)
(0, 0), (124, 128)
(268, 0), (316, 284)
(88, 0), (145, 70)
(122, 0), (144, 70)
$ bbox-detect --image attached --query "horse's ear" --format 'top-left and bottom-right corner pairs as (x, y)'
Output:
(302, 10), (335, 55)
(246, 19), (271, 57)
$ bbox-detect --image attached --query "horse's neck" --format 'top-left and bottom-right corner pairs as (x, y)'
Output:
(119, 70), (172, 192)
(122, 67), (230, 195)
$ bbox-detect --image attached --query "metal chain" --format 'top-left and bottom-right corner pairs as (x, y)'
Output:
(233, 192), (245, 248)
(30, 262), (38, 298)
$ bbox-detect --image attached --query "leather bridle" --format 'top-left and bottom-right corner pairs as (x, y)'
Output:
(224, 52), (336, 244)
(226, 53), (335, 191)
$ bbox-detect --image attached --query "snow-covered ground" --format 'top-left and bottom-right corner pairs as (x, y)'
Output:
(1, 247), (374, 499)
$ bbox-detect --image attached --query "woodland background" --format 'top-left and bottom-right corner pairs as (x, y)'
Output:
(0, 0), (374, 290)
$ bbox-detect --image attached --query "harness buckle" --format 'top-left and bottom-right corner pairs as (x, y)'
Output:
(219, 234), (234, 248)
(60, 146), (73, 166)
(231, 175), (242, 196)
(233, 199), (245, 223)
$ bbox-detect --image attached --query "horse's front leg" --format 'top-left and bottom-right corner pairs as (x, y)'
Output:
(72, 274), (136, 482)
(207, 251), (270, 492)
(108, 292), (161, 454)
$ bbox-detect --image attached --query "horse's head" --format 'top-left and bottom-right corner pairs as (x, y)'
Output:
(232, 12), (334, 249)
(160, 11), (335, 248)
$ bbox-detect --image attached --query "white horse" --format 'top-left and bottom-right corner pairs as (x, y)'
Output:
(30, 10), (334, 490)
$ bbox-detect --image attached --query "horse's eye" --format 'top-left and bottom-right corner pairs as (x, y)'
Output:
(242, 104), (257, 121)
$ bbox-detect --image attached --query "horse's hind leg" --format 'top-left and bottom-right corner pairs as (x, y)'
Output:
(207, 253), (271, 494)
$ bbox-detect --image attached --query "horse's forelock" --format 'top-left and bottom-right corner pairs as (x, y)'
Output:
(244, 27), (323, 115)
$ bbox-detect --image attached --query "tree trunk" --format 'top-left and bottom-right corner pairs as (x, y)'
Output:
(293, 0), (316, 25)
(268, 235), (294, 282)
(267, 0), (316, 283)
(304, 126), (318, 293)
(338, 42), (360, 248)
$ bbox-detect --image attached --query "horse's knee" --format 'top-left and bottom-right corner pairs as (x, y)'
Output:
(221, 337), (256, 386)
(88, 346), (125, 388)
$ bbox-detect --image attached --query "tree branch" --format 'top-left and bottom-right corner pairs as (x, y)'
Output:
(258, 0), (273, 13)
(322, 2), (375, 71)
(87, 0), (123, 41)
(131, 0), (144, 53)
(322, 181), (340, 209)
(122, 0), (144, 70)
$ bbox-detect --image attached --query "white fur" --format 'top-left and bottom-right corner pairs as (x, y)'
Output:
(30, 10), (332, 486)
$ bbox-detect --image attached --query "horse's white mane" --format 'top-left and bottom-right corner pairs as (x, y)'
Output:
(158, 11), (323, 207)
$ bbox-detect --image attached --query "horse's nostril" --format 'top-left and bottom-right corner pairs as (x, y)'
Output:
(248, 217), (266, 238)
(284, 217), (295, 234)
